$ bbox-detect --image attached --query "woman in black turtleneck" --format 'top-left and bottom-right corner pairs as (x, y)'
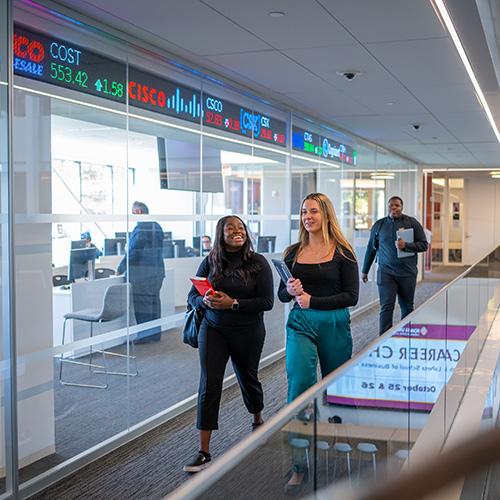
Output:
(183, 216), (274, 473)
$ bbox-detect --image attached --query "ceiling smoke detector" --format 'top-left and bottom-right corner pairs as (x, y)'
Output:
(336, 70), (361, 81)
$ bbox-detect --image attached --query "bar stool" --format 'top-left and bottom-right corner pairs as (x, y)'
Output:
(357, 442), (378, 480)
(333, 442), (352, 481)
(317, 440), (330, 483)
(289, 438), (310, 471)
(393, 448), (410, 471)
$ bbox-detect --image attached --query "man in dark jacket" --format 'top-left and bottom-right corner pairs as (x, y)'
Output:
(361, 196), (428, 335)
(117, 201), (165, 342)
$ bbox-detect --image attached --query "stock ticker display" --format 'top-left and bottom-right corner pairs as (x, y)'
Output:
(13, 24), (287, 147)
(292, 126), (356, 166)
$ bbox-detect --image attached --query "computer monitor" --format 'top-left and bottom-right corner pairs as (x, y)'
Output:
(68, 247), (98, 282)
(104, 237), (126, 256)
(192, 236), (200, 251)
(115, 231), (132, 239)
(257, 236), (276, 253)
(164, 231), (173, 240)
(163, 239), (186, 258)
(71, 240), (87, 249)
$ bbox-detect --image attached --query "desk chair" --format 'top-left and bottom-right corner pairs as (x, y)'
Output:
(95, 268), (115, 279)
(59, 283), (138, 389)
(53, 274), (70, 287)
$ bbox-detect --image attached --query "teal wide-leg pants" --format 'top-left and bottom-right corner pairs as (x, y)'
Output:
(286, 306), (352, 403)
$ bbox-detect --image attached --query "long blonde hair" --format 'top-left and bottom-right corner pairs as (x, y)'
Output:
(285, 192), (356, 262)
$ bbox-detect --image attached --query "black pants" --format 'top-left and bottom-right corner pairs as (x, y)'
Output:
(197, 321), (266, 430)
(132, 277), (164, 340)
(377, 271), (417, 335)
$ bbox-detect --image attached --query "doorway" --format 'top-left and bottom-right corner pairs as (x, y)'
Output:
(430, 177), (465, 266)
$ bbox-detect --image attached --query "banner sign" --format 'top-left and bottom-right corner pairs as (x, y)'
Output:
(327, 323), (476, 410)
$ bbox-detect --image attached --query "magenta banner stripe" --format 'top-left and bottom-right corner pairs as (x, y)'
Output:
(393, 324), (476, 341)
(327, 395), (433, 411)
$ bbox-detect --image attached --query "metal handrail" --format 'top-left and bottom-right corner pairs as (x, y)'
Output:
(353, 426), (500, 500)
(168, 246), (500, 499)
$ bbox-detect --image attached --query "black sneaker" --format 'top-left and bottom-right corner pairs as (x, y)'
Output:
(183, 451), (211, 472)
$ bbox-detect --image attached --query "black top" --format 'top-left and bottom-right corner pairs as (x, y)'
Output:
(278, 247), (359, 310)
(361, 214), (428, 277)
(188, 251), (274, 329)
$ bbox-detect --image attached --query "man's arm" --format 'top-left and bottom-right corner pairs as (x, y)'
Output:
(116, 226), (142, 274)
(361, 221), (380, 276)
(403, 218), (428, 253)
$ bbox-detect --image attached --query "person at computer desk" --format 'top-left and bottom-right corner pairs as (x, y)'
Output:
(80, 231), (103, 258)
(116, 201), (165, 343)
(201, 235), (212, 255)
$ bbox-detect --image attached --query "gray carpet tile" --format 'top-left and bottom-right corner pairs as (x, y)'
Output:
(29, 276), (457, 500)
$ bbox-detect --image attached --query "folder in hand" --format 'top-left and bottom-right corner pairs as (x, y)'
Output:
(272, 259), (293, 284)
(396, 228), (414, 258)
(190, 277), (214, 296)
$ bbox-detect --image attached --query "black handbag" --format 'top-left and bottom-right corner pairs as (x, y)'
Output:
(182, 306), (204, 348)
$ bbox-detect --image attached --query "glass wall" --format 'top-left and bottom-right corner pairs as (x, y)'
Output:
(3, 0), (419, 494)
(1, 0), (12, 496)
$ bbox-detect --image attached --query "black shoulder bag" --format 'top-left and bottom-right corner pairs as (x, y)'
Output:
(182, 305), (204, 348)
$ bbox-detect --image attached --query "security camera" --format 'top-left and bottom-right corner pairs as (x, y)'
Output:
(411, 124), (421, 130)
(337, 70), (361, 81)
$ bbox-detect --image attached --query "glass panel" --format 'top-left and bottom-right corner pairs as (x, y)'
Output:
(12, 0), (131, 479)
(0, 0), (10, 493)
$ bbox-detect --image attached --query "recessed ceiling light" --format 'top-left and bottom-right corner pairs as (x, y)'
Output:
(268, 11), (285, 17)
(386, 101), (395, 106)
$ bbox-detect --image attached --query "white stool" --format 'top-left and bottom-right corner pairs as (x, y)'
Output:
(333, 442), (352, 481)
(393, 448), (410, 471)
(289, 438), (310, 471)
(357, 442), (378, 480)
(317, 440), (330, 483)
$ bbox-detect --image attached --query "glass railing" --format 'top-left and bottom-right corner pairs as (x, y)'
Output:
(168, 246), (500, 500)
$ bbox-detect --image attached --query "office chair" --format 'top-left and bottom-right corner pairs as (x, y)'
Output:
(59, 283), (138, 389)
(95, 268), (116, 279)
(53, 274), (71, 287)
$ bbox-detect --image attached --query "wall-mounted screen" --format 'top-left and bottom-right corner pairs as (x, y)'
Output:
(158, 137), (223, 193)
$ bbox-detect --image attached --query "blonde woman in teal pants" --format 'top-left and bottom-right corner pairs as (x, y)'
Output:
(278, 192), (359, 494)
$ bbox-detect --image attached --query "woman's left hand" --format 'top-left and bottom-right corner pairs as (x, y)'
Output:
(295, 292), (311, 309)
(204, 291), (233, 310)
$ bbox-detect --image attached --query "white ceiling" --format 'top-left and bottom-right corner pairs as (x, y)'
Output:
(53, 0), (500, 168)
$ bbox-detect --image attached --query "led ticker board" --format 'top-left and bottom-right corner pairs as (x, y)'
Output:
(203, 93), (287, 147)
(292, 126), (356, 165)
(129, 67), (201, 124)
(13, 24), (287, 147)
(14, 25), (126, 103)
